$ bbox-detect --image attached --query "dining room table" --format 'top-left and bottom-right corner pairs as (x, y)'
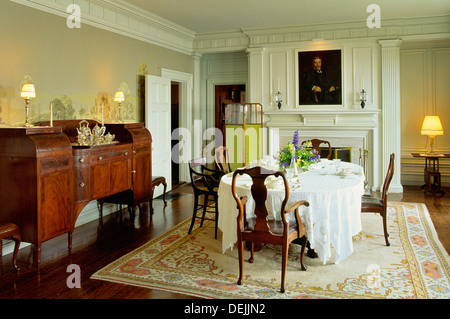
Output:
(217, 159), (366, 264)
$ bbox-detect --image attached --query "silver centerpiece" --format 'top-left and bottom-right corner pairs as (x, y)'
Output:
(75, 120), (116, 146)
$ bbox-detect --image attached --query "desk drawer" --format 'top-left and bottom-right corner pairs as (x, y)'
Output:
(40, 155), (71, 173)
(73, 154), (90, 166)
(90, 147), (131, 165)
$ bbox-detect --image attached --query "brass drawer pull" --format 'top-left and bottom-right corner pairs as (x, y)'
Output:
(79, 182), (85, 188)
(98, 156), (103, 161)
(124, 152), (129, 156)
(79, 158), (85, 163)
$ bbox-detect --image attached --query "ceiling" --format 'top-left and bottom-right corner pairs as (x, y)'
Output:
(124, 0), (450, 34)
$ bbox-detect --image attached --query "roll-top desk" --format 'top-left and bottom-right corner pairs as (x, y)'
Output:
(0, 120), (152, 264)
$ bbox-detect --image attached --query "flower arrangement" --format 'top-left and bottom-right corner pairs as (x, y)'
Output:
(277, 130), (320, 171)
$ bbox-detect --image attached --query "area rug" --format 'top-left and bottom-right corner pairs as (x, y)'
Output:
(91, 202), (450, 299)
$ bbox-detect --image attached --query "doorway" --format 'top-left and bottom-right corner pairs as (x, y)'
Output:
(215, 84), (246, 144)
(171, 82), (180, 188)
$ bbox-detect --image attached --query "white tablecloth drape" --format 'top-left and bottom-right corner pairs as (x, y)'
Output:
(217, 161), (365, 264)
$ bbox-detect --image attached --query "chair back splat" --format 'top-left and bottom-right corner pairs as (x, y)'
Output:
(231, 166), (309, 293)
(214, 146), (232, 174)
(301, 139), (332, 160)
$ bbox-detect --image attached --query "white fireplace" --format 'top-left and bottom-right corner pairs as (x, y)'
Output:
(264, 109), (382, 191)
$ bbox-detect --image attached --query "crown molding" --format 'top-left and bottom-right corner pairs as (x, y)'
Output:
(194, 15), (450, 53)
(11, 0), (195, 55)
(11, 1), (450, 55)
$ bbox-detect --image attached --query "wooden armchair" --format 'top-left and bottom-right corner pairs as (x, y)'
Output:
(188, 158), (220, 239)
(302, 139), (332, 159)
(231, 167), (309, 293)
(361, 153), (395, 246)
(214, 146), (232, 175)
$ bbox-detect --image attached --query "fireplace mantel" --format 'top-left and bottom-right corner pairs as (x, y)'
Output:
(263, 108), (382, 191)
(264, 109), (380, 128)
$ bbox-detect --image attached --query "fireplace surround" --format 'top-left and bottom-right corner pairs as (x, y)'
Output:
(264, 109), (381, 191)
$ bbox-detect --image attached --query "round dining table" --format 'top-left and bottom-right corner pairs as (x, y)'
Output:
(217, 160), (365, 264)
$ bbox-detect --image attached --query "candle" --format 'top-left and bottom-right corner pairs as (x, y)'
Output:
(50, 103), (53, 127)
(101, 103), (104, 126)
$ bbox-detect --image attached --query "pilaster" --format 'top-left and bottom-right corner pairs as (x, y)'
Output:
(379, 39), (403, 192)
(246, 48), (265, 103)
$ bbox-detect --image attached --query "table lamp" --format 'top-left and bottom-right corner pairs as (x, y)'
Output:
(114, 91), (125, 123)
(421, 115), (444, 154)
(21, 83), (36, 127)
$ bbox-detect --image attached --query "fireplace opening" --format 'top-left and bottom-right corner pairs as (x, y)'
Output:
(318, 147), (352, 162)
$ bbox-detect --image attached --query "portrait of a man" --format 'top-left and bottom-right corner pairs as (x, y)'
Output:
(298, 50), (342, 105)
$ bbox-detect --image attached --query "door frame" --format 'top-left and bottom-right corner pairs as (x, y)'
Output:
(161, 68), (193, 183)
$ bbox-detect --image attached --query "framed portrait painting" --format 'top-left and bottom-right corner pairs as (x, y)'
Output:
(297, 49), (342, 107)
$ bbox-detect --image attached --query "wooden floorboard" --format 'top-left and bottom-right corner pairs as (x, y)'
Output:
(0, 184), (449, 299)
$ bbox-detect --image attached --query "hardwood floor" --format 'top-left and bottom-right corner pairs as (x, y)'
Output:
(0, 184), (449, 299)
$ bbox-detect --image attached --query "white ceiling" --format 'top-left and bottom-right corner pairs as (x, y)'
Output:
(123, 0), (450, 34)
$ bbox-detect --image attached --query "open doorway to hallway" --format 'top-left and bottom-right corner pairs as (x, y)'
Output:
(171, 82), (180, 188)
(215, 84), (246, 143)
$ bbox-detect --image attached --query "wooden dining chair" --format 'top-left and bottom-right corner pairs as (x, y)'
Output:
(188, 158), (220, 239)
(214, 146), (232, 175)
(302, 139), (332, 159)
(361, 153), (395, 246)
(0, 223), (21, 272)
(231, 167), (309, 293)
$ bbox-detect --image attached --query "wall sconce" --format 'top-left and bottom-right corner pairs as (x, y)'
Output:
(20, 83), (36, 127)
(421, 115), (444, 154)
(360, 89), (367, 109)
(114, 91), (125, 123)
(275, 91), (282, 109)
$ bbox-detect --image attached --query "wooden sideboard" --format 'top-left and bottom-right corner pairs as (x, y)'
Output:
(0, 120), (152, 264)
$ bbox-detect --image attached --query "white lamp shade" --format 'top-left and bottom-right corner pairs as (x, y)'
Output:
(114, 91), (125, 102)
(21, 83), (36, 99)
(421, 116), (444, 136)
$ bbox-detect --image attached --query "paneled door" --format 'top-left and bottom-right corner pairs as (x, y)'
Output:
(145, 75), (172, 197)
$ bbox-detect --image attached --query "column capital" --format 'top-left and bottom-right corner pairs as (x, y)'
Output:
(246, 47), (266, 56)
(378, 39), (402, 48)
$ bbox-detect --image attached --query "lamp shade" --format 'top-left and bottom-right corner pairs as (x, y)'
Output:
(421, 116), (444, 136)
(20, 83), (36, 99)
(114, 91), (125, 102)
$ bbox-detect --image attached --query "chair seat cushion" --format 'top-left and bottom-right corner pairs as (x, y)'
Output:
(0, 223), (19, 238)
(244, 218), (304, 236)
(361, 196), (383, 208)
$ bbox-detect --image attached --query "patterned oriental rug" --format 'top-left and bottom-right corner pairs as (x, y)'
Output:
(91, 202), (450, 299)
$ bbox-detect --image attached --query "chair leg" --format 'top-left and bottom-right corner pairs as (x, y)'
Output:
(280, 242), (288, 293)
(382, 209), (390, 246)
(237, 236), (244, 286)
(188, 194), (199, 234)
(200, 194), (208, 228)
(162, 181), (167, 207)
(214, 194), (218, 239)
(299, 236), (307, 271)
(11, 232), (21, 272)
(248, 241), (254, 263)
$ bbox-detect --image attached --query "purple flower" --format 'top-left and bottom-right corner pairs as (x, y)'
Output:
(292, 130), (300, 147)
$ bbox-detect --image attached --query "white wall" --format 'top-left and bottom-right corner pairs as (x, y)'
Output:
(400, 40), (450, 186)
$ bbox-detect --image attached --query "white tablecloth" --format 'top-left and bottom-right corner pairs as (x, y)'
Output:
(217, 160), (365, 264)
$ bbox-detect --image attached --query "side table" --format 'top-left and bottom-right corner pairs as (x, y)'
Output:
(411, 153), (450, 195)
